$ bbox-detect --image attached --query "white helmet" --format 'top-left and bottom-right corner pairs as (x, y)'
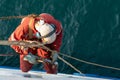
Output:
(35, 23), (56, 44)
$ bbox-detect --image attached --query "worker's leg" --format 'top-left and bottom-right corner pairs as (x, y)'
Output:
(43, 61), (58, 74)
(20, 54), (33, 72)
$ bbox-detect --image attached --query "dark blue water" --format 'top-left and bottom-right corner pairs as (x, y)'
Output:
(0, 0), (120, 78)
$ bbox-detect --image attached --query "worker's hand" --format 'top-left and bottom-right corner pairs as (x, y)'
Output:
(20, 46), (28, 50)
(20, 40), (34, 55)
(51, 51), (58, 63)
(23, 52), (39, 64)
(19, 40), (29, 53)
(20, 46), (28, 55)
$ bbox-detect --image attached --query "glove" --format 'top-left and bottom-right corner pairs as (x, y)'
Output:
(20, 46), (28, 55)
(51, 51), (58, 63)
(23, 52), (39, 64)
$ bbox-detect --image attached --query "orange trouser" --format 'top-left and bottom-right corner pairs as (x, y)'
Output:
(20, 54), (57, 74)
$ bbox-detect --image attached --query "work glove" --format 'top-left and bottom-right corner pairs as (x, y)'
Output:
(51, 51), (58, 63)
(20, 46), (28, 55)
(23, 52), (39, 64)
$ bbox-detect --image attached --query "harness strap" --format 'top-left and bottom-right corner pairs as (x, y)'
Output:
(28, 17), (34, 39)
(28, 14), (39, 39)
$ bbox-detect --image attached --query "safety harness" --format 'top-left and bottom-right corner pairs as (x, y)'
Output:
(28, 17), (35, 39)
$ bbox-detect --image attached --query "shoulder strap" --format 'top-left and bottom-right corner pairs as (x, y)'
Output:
(28, 17), (35, 39)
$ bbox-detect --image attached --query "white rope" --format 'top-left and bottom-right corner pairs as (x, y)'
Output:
(58, 56), (84, 75)
(0, 16), (25, 20)
(59, 53), (120, 71)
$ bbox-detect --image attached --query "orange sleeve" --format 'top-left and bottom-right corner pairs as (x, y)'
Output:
(8, 17), (29, 54)
(37, 48), (51, 58)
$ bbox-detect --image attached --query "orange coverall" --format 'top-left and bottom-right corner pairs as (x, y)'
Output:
(8, 13), (63, 74)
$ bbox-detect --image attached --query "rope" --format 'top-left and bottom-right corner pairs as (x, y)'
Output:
(1, 41), (120, 77)
(39, 44), (120, 71)
(37, 45), (84, 74)
(0, 53), (17, 56)
(59, 53), (120, 71)
(0, 40), (84, 74)
(58, 56), (84, 75)
(2, 40), (120, 71)
(0, 14), (38, 20)
(0, 16), (26, 20)
(0, 40), (45, 48)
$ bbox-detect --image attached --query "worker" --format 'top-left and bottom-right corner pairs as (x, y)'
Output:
(8, 13), (63, 74)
